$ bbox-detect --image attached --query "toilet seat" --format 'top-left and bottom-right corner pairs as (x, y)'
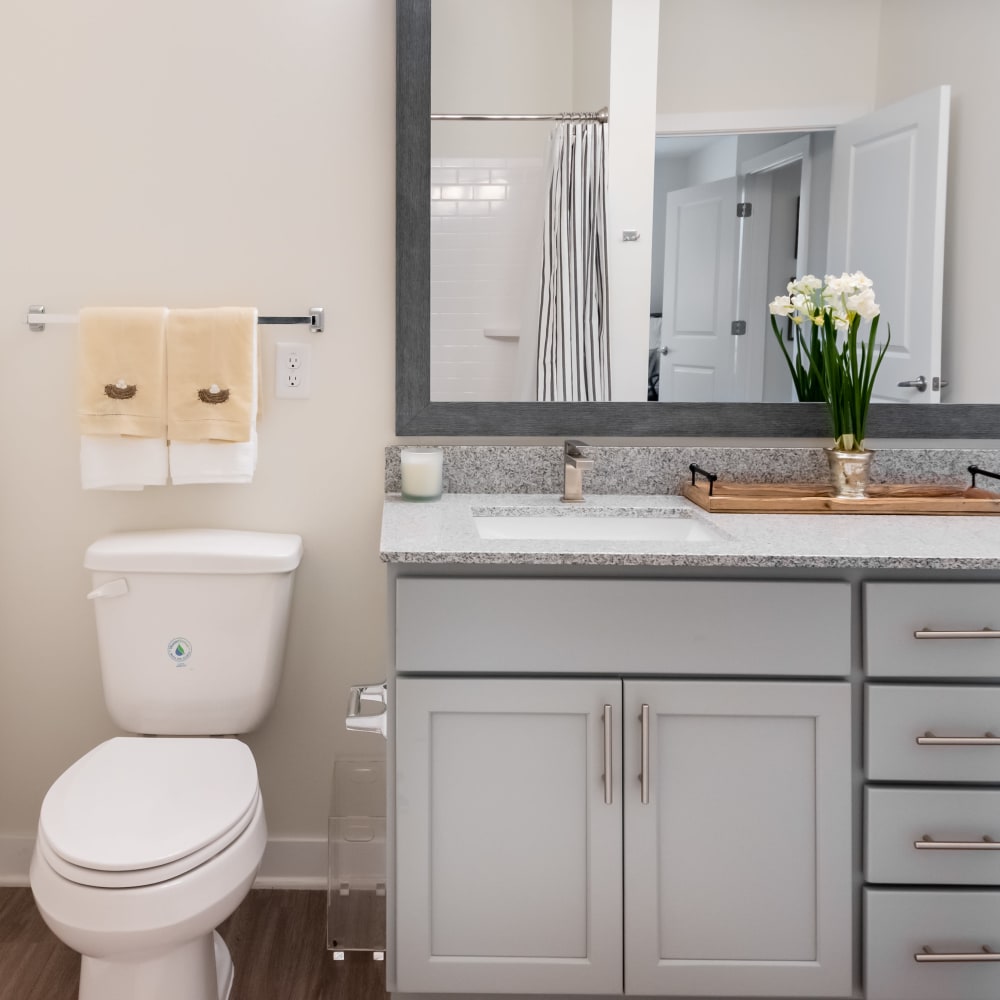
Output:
(39, 737), (260, 889)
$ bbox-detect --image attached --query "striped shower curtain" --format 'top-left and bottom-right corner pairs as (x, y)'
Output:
(535, 121), (611, 401)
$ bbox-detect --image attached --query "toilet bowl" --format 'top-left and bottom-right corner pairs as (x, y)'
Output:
(29, 529), (303, 1000)
(31, 737), (267, 1000)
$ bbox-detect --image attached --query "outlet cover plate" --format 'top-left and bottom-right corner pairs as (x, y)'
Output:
(275, 341), (311, 399)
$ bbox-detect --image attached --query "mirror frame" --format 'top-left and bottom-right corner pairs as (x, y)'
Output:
(396, 0), (994, 438)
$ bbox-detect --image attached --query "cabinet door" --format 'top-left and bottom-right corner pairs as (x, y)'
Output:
(623, 680), (852, 997)
(395, 676), (624, 994)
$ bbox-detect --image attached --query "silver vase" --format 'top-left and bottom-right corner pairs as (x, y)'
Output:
(824, 447), (874, 499)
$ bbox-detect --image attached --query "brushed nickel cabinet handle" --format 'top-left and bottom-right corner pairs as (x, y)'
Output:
(639, 704), (650, 805)
(914, 627), (1000, 639)
(915, 946), (1000, 963)
(915, 835), (1000, 850)
(602, 704), (612, 806)
(917, 731), (1000, 746)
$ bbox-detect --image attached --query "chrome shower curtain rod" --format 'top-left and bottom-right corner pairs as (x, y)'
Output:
(431, 107), (609, 124)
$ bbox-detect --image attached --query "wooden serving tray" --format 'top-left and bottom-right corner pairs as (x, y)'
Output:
(682, 480), (1000, 515)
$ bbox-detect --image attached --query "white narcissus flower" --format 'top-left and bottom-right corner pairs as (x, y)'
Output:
(773, 271), (879, 331)
(788, 274), (822, 296)
(847, 288), (880, 320)
(823, 273), (854, 297)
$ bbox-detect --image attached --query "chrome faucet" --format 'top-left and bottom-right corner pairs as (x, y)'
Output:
(562, 440), (594, 503)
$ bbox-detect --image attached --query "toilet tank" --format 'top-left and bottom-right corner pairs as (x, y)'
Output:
(85, 529), (303, 736)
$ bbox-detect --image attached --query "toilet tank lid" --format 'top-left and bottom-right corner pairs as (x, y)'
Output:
(85, 529), (303, 574)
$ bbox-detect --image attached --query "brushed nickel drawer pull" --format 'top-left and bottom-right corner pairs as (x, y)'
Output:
(917, 731), (1000, 746)
(916, 945), (1000, 963)
(914, 627), (1000, 639)
(916, 834), (1000, 850)
(602, 704), (612, 806)
(639, 704), (650, 805)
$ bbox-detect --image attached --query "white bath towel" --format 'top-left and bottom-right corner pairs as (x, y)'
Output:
(80, 434), (169, 490)
(168, 313), (259, 484)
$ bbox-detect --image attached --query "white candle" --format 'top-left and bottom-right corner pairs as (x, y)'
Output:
(400, 447), (444, 501)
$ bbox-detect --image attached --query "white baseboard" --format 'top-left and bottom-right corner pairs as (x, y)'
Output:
(256, 837), (328, 889)
(0, 835), (327, 890)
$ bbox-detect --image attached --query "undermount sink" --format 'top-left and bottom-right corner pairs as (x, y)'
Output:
(472, 509), (724, 543)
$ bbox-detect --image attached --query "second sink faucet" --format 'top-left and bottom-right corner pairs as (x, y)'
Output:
(562, 439), (594, 503)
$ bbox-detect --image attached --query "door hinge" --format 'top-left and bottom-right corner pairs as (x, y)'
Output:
(736, 202), (752, 218)
(731, 320), (747, 336)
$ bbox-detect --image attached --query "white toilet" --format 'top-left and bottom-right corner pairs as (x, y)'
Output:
(30, 528), (303, 1000)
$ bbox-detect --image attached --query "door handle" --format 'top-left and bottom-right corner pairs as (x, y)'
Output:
(639, 704), (650, 805)
(915, 835), (1000, 850)
(897, 375), (928, 391)
(914, 627), (1000, 639)
(916, 946), (1000, 963)
(602, 705), (612, 805)
(916, 731), (1000, 746)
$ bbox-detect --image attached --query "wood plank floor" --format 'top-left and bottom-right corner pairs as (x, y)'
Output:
(0, 887), (387, 1000)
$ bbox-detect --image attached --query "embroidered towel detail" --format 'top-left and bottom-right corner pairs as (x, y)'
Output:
(166, 307), (256, 442)
(104, 380), (137, 400)
(197, 384), (231, 405)
(78, 307), (167, 437)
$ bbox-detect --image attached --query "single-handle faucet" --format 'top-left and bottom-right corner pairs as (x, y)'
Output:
(562, 439), (594, 503)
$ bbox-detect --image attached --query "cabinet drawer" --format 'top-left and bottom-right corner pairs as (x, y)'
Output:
(865, 583), (1000, 678)
(866, 684), (1000, 782)
(866, 787), (1000, 884)
(396, 578), (850, 676)
(865, 888), (1000, 1000)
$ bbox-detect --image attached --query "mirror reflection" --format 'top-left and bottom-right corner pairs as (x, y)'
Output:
(430, 0), (612, 403)
(649, 130), (821, 405)
(429, 0), (947, 408)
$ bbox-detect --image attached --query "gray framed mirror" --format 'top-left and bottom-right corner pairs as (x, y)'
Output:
(396, 0), (995, 437)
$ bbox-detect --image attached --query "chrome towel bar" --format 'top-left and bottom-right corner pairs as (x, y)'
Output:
(25, 304), (325, 333)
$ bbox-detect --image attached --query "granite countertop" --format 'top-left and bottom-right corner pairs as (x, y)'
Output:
(380, 493), (1000, 569)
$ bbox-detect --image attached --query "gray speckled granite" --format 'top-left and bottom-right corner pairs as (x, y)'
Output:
(385, 445), (1000, 495)
(380, 492), (1000, 569)
(383, 445), (1000, 568)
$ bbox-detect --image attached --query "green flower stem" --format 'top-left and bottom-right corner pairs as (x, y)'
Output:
(804, 312), (889, 451)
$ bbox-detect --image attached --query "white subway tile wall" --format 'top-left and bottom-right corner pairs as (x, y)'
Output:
(430, 157), (545, 401)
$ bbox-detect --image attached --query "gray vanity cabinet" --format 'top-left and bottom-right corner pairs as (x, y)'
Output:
(863, 582), (1000, 1000)
(394, 677), (624, 995)
(392, 577), (854, 998)
(623, 679), (852, 998)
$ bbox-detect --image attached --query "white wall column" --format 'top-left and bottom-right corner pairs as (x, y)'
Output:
(607, 0), (660, 401)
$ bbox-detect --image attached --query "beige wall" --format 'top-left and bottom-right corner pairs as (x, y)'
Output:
(2, 0), (998, 881)
(0, 0), (396, 861)
(656, 0), (880, 114)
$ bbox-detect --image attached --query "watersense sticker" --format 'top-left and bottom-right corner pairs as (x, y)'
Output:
(167, 637), (193, 665)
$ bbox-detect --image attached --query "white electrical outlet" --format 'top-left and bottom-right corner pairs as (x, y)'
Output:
(274, 341), (311, 399)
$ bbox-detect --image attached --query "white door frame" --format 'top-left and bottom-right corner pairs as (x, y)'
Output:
(736, 135), (814, 401)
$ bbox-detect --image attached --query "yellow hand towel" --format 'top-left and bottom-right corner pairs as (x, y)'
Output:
(78, 307), (167, 437)
(166, 307), (257, 443)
